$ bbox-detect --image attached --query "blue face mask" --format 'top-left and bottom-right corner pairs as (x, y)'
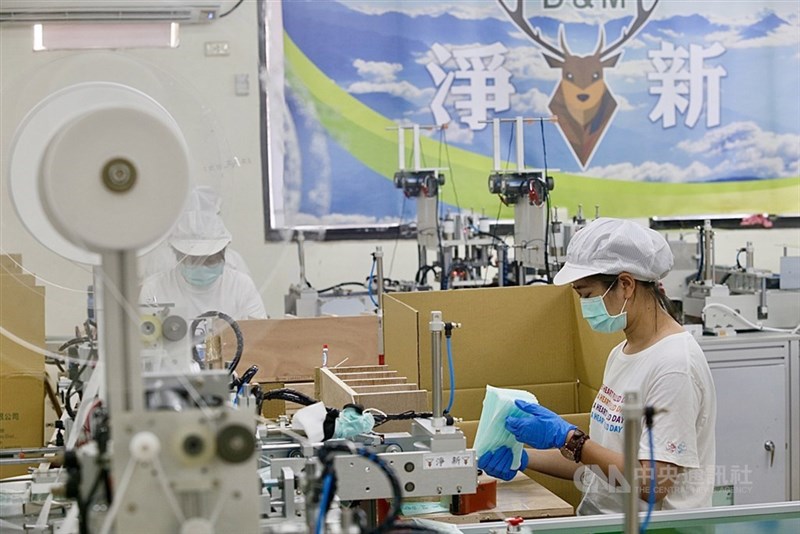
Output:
(180, 262), (224, 287)
(580, 280), (628, 333)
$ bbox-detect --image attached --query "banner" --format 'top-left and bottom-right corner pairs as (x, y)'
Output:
(265, 0), (800, 230)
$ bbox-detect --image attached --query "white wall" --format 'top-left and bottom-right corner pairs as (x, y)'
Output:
(0, 1), (424, 337)
(2, 2), (797, 339)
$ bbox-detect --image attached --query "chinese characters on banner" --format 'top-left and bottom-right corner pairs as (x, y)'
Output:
(271, 1), (800, 229)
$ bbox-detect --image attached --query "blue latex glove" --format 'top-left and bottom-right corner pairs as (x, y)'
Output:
(505, 399), (577, 450)
(478, 446), (528, 482)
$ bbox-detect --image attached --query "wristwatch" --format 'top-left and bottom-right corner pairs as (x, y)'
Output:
(560, 429), (590, 463)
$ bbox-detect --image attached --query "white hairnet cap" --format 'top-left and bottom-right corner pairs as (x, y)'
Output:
(553, 217), (673, 285)
(186, 186), (222, 214)
(168, 211), (232, 257)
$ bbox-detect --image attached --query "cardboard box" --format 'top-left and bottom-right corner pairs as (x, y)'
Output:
(383, 285), (623, 509)
(220, 315), (380, 384)
(1, 258), (46, 478)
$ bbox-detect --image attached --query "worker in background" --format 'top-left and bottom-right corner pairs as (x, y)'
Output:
(140, 186), (251, 279)
(139, 210), (267, 321)
(479, 218), (716, 514)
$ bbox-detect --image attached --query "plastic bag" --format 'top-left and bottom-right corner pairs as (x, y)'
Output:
(473, 385), (539, 470)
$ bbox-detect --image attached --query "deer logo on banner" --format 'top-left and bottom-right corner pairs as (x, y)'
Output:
(498, 0), (659, 168)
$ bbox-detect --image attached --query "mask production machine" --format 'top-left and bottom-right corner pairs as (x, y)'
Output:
(4, 83), (476, 532)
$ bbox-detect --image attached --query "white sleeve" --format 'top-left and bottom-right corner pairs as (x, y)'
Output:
(638, 371), (701, 468)
(237, 276), (267, 320)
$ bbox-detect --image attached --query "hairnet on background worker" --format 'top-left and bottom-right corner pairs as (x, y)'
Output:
(139, 209), (266, 321)
(478, 218), (716, 515)
(140, 186), (251, 279)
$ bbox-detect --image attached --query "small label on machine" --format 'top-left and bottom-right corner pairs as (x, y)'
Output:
(422, 452), (474, 469)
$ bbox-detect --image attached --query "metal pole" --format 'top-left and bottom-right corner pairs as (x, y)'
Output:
(702, 220), (714, 283)
(375, 246), (384, 308)
(622, 390), (642, 534)
(515, 116), (525, 171)
(430, 311), (445, 428)
(413, 124), (421, 171)
(375, 247), (385, 365)
(296, 231), (307, 285)
(397, 128), (405, 170)
(492, 118), (501, 172)
(100, 250), (143, 414)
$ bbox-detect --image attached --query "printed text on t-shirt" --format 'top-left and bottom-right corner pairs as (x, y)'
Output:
(591, 384), (624, 433)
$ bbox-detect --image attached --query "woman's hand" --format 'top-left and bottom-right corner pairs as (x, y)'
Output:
(505, 400), (577, 449)
(477, 446), (528, 481)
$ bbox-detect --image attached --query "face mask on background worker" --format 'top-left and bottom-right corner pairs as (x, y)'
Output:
(169, 210), (232, 287)
(180, 260), (224, 287)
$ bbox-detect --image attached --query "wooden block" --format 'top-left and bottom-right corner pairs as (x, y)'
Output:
(351, 384), (418, 394)
(335, 371), (398, 381)
(316, 368), (357, 409)
(341, 378), (408, 387)
(330, 365), (388, 374)
(354, 390), (427, 413)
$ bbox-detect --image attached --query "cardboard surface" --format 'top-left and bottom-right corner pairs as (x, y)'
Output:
(221, 315), (379, 383)
(1, 261), (46, 479)
(385, 286), (579, 390)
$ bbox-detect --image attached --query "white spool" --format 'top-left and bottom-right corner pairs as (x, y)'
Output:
(8, 82), (190, 261)
(129, 431), (161, 462)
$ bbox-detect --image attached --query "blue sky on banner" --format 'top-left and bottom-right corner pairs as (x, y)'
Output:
(281, 0), (799, 221)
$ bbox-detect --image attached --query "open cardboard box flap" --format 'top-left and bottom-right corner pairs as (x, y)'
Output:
(1, 258), (46, 479)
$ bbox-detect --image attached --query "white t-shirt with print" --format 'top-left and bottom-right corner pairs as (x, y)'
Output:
(577, 331), (716, 515)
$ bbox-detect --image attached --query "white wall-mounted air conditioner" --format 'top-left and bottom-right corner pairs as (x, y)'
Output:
(0, 0), (224, 24)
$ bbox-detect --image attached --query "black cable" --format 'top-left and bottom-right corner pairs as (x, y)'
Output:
(317, 443), (404, 534)
(234, 365), (259, 389)
(58, 336), (91, 352)
(735, 248), (745, 271)
(190, 311), (244, 375)
(435, 194), (446, 290)
(263, 387), (319, 407)
(696, 231), (705, 282)
(415, 265), (437, 286)
(373, 410), (433, 428)
(64, 383), (77, 420)
(218, 0), (244, 18)
(317, 282), (368, 294)
(540, 119), (553, 284)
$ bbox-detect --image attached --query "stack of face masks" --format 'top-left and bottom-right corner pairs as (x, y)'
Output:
(473, 385), (539, 470)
